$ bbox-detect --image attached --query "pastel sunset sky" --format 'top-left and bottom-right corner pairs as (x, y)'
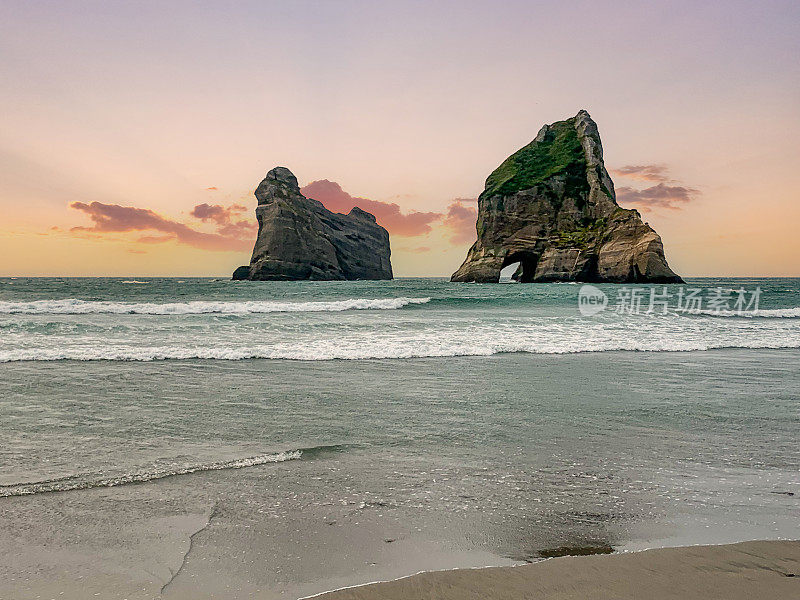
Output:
(1, 0), (798, 276)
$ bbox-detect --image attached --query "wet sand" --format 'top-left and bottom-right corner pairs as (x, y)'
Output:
(1, 353), (799, 599)
(312, 540), (800, 600)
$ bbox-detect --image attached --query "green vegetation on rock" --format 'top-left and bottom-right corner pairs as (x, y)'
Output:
(452, 110), (683, 283)
(552, 217), (608, 249)
(481, 117), (589, 201)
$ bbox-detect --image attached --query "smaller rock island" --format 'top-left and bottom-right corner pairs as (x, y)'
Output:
(233, 167), (393, 281)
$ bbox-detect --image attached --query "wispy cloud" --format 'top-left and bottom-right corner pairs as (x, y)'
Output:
(70, 201), (253, 251)
(190, 203), (246, 222)
(190, 202), (254, 238)
(615, 183), (698, 210)
(612, 164), (699, 210)
(610, 164), (670, 182)
(68, 182), (478, 253)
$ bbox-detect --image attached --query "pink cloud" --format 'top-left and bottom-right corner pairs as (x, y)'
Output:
(68, 183), (480, 254)
(611, 164), (670, 182)
(616, 183), (698, 210)
(190, 202), (247, 223)
(442, 199), (477, 244)
(611, 165), (699, 211)
(301, 180), (441, 237)
(190, 203), (254, 238)
(70, 201), (252, 251)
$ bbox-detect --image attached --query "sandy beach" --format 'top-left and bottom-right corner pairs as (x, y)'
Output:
(1, 350), (798, 599)
(314, 540), (800, 600)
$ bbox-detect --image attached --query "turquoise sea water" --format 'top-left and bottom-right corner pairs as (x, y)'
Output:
(0, 277), (798, 361)
(0, 277), (798, 597)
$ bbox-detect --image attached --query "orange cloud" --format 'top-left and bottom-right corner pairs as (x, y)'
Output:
(70, 201), (252, 251)
(301, 180), (441, 237)
(138, 234), (177, 244)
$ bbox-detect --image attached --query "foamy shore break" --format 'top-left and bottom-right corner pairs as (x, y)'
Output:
(311, 540), (799, 600)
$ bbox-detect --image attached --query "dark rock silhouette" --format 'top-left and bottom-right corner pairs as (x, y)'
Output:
(233, 167), (392, 280)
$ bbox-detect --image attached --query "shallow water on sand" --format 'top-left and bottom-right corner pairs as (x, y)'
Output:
(1, 351), (798, 598)
(0, 278), (798, 598)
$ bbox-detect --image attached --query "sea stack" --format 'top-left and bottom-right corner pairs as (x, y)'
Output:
(451, 110), (683, 283)
(233, 167), (392, 281)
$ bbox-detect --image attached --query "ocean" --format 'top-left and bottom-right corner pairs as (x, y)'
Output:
(1, 277), (798, 599)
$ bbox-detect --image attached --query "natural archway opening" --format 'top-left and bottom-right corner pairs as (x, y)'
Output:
(502, 251), (538, 283)
(499, 262), (520, 282)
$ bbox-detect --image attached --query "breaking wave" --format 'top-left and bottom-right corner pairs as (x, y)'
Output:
(2, 338), (798, 362)
(0, 449), (308, 497)
(0, 297), (432, 315)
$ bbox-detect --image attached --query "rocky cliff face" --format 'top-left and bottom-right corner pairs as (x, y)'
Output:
(233, 167), (392, 281)
(451, 110), (682, 283)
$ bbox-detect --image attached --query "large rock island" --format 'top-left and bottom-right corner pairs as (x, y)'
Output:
(233, 167), (392, 281)
(452, 110), (682, 283)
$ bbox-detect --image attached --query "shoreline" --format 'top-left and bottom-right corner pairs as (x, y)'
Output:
(2, 348), (797, 599)
(308, 539), (800, 600)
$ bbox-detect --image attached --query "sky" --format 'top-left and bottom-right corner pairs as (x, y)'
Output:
(1, 0), (798, 277)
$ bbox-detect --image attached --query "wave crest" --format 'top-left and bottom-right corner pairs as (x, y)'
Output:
(1, 339), (798, 362)
(0, 297), (431, 315)
(0, 450), (303, 497)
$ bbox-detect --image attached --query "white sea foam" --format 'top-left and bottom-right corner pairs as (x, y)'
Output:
(1, 336), (797, 362)
(121, 280), (150, 284)
(0, 297), (432, 315)
(0, 450), (302, 497)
